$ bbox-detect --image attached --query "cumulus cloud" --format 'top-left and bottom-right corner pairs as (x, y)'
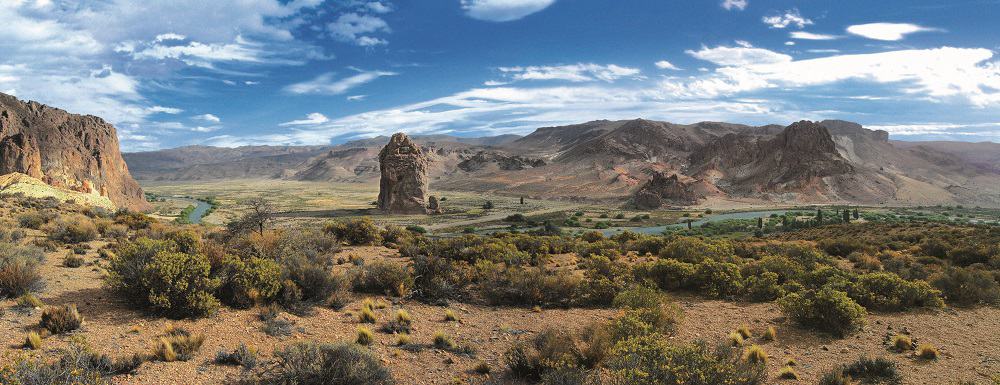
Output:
(327, 12), (390, 46)
(721, 0), (747, 11)
(790, 31), (840, 40)
(762, 9), (812, 29)
(366, 1), (392, 14)
(846, 23), (937, 41)
(665, 46), (1000, 107)
(284, 70), (398, 95)
(686, 42), (792, 67)
(498, 63), (641, 82)
(461, 0), (556, 22)
(655, 60), (681, 70)
(280, 112), (330, 126)
(148, 106), (183, 114)
(116, 35), (276, 68)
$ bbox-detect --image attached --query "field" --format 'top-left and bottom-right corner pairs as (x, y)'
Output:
(3, 184), (1000, 385)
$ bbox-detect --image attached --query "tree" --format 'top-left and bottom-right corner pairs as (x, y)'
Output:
(816, 208), (824, 223)
(843, 209), (850, 223)
(853, 208), (860, 220)
(781, 215), (789, 228)
(757, 217), (763, 229)
(519, 196), (525, 205)
(227, 196), (275, 236)
(483, 200), (495, 210)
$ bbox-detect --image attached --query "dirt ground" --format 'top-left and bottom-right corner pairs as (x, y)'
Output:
(2, 244), (999, 385)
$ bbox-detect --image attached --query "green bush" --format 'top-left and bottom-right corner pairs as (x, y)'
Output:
(692, 260), (744, 298)
(930, 267), (1000, 306)
(604, 338), (766, 385)
(410, 255), (472, 302)
(0, 338), (144, 384)
(659, 237), (735, 263)
(634, 258), (696, 291)
(324, 218), (382, 246)
(353, 260), (413, 296)
(478, 264), (580, 307)
(848, 272), (943, 311)
(106, 238), (219, 318)
(818, 356), (901, 385)
(238, 342), (393, 385)
(219, 256), (283, 308)
(0, 242), (45, 298)
(779, 287), (866, 337)
(279, 253), (347, 306)
(46, 215), (99, 244)
(744, 271), (785, 302)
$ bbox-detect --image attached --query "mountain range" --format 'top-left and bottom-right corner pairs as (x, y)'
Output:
(124, 118), (1000, 207)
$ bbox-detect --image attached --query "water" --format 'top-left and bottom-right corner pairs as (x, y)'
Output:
(176, 197), (212, 224)
(601, 209), (791, 235)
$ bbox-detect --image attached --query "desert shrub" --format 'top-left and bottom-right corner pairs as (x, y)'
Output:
(17, 293), (44, 308)
(410, 255), (472, 302)
(356, 326), (375, 345)
(41, 304), (84, 334)
(47, 215), (99, 244)
(240, 342), (393, 385)
(259, 306), (295, 337)
(432, 330), (456, 350)
(744, 271), (785, 302)
(24, 331), (42, 350)
(604, 338), (766, 385)
(219, 256), (283, 308)
(353, 260), (413, 296)
(382, 309), (413, 333)
(444, 308), (458, 321)
(819, 356), (901, 385)
(580, 231), (604, 243)
(0, 242), (45, 297)
(930, 267), (1000, 306)
(762, 326), (777, 342)
(659, 237), (735, 263)
(610, 285), (681, 337)
(63, 253), (85, 268)
(917, 343), (939, 359)
(818, 237), (865, 257)
(279, 253), (347, 306)
(634, 258), (696, 292)
(114, 210), (153, 230)
(692, 260), (744, 298)
(17, 210), (51, 229)
(478, 263), (580, 307)
(890, 335), (913, 352)
(106, 238), (220, 318)
(324, 218), (382, 246)
(742, 345), (767, 365)
(0, 338), (144, 384)
(779, 287), (867, 337)
(848, 272), (944, 311)
(215, 343), (258, 369)
(506, 329), (587, 381)
(777, 366), (799, 380)
(153, 330), (205, 362)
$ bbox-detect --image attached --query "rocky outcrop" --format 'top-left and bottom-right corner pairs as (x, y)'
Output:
(427, 195), (442, 214)
(377, 133), (430, 214)
(689, 120), (854, 194)
(0, 93), (149, 211)
(633, 172), (701, 209)
(457, 151), (546, 172)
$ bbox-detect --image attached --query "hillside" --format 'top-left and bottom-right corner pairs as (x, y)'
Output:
(0, 93), (148, 211)
(123, 119), (1000, 207)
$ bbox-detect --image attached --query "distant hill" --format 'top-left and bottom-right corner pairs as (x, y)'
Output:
(123, 119), (1000, 207)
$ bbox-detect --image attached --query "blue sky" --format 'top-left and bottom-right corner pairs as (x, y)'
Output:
(2, 0), (1000, 151)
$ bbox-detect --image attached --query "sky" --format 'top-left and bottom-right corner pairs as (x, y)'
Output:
(2, 0), (1000, 151)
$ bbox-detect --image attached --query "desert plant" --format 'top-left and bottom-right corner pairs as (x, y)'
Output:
(239, 341), (393, 385)
(215, 343), (258, 369)
(433, 330), (457, 350)
(324, 218), (382, 246)
(762, 326), (777, 342)
(353, 260), (413, 296)
(848, 272), (943, 311)
(891, 335), (913, 352)
(444, 309), (459, 322)
(743, 345), (767, 365)
(106, 238), (220, 318)
(930, 267), (1000, 306)
(729, 331), (745, 347)
(46, 215), (98, 244)
(395, 333), (413, 346)
(63, 253), (84, 268)
(219, 256), (283, 309)
(40, 304), (84, 334)
(736, 325), (752, 339)
(917, 343), (939, 359)
(356, 326), (375, 346)
(23, 331), (42, 350)
(779, 287), (867, 337)
(358, 306), (377, 323)
(382, 309), (413, 333)
(153, 331), (205, 362)
(16, 293), (44, 309)
(0, 337), (144, 384)
(604, 338), (766, 385)
(0, 243), (45, 298)
(777, 366), (799, 380)
(819, 356), (901, 385)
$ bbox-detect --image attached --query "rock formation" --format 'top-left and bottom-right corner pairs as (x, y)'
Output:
(427, 195), (442, 214)
(0, 93), (149, 211)
(634, 172), (701, 209)
(377, 133), (430, 214)
(457, 151), (546, 172)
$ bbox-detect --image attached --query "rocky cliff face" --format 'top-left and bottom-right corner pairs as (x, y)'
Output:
(633, 171), (702, 209)
(689, 120), (854, 194)
(0, 93), (149, 211)
(457, 151), (546, 172)
(377, 133), (430, 214)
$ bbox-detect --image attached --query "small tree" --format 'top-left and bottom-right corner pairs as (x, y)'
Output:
(842, 209), (850, 223)
(853, 208), (860, 220)
(816, 208), (823, 223)
(520, 196), (525, 205)
(227, 197), (275, 236)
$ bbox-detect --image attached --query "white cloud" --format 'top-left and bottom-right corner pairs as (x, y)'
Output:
(846, 23), (937, 41)
(192, 126), (221, 132)
(148, 106), (183, 114)
(284, 70), (398, 95)
(655, 60), (681, 70)
(484, 80), (509, 86)
(461, 0), (556, 22)
(663, 46), (1000, 106)
(721, 0), (747, 11)
(366, 1), (392, 13)
(327, 12), (390, 46)
(498, 63), (641, 82)
(194, 113), (221, 123)
(347, 95), (367, 101)
(279, 112), (330, 126)
(686, 42), (792, 67)
(116, 35), (274, 68)
(762, 9), (812, 29)
(790, 31), (840, 40)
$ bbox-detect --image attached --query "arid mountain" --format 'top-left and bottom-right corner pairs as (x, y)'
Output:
(0, 93), (149, 211)
(124, 145), (331, 180)
(124, 118), (1000, 207)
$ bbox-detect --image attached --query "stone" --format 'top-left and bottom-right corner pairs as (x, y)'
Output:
(427, 195), (442, 214)
(377, 133), (430, 214)
(0, 92), (149, 211)
(634, 171), (701, 209)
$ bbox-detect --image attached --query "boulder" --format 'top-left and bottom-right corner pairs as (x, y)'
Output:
(634, 172), (701, 209)
(377, 133), (430, 214)
(427, 195), (442, 214)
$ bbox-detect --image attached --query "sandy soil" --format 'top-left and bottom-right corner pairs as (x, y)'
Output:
(2, 244), (999, 385)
